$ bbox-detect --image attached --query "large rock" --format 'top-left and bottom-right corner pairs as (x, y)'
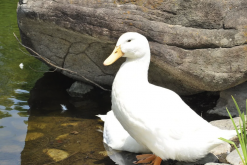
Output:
(17, 0), (247, 95)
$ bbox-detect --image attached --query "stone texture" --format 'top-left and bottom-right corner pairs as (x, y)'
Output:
(43, 148), (69, 162)
(210, 117), (241, 130)
(17, 0), (247, 95)
(207, 82), (247, 118)
(61, 122), (78, 126)
(226, 148), (243, 165)
(67, 81), (94, 97)
(55, 133), (69, 140)
(27, 122), (47, 131)
(210, 143), (231, 163)
(25, 132), (44, 141)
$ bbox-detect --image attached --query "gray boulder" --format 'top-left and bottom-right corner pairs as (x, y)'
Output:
(17, 0), (247, 95)
(207, 82), (247, 118)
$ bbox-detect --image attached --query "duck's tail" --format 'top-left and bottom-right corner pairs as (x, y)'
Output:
(207, 129), (237, 151)
(175, 128), (237, 162)
(96, 114), (106, 122)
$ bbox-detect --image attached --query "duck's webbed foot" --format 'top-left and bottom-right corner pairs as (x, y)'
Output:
(133, 154), (162, 165)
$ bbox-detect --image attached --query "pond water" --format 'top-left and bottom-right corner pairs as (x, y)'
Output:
(0, 0), (119, 164)
(0, 1), (221, 165)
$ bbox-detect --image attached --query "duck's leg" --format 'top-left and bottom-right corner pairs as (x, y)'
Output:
(133, 154), (155, 164)
(136, 154), (154, 160)
(133, 154), (162, 165)
(153, 156), (162, 165)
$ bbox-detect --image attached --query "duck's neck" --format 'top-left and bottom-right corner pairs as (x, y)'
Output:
(113, 55), (150, 88)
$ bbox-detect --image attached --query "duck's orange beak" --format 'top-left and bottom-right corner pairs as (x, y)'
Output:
(103, 46), (124, 66)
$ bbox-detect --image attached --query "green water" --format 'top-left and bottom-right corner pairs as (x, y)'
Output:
(0, 1), (119, 164)
(0, 0), (47, 164)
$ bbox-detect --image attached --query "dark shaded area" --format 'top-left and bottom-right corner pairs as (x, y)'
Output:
(181, 91), (220, 122)
(28, 71), (111, 118)
(22, 71), (114, 165)
(203, 112), (231, 122)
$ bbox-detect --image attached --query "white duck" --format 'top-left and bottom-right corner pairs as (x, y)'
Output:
(103, 32), (236, 165)
(97, 110), (150, 153)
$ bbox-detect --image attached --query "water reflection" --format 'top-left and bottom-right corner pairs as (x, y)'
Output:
(0, 0), (49, 164)
(21, 71), (116, 165)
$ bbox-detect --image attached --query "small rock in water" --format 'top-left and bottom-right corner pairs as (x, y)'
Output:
(67, 81), (93, 97)
(55, 133), (69, 140)
(27, 122), (47, 131)
(43, 148), (69, 162)
(226, 148), (243, 165)
(70, 131), (79, 135)
(98, 151), (108, 157)
(25, 132), (44, 141)
(61, 123), (78, 126)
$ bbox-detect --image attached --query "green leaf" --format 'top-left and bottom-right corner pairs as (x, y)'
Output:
(220, 96), (247, 165)
(219, 137), (245, 164)
(226, 107), (242, 140)
(218, 138), (235, 145)
(239, 118), (247, 162)
(231, 96), (242, 116)
(241, 113), (247, 145)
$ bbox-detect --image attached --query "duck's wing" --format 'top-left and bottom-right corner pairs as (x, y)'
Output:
(98, 111), (150, 153)
(117, 84), (235, 160)
(121, 84), (210, 136)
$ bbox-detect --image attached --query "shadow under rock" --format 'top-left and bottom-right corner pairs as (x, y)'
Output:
(28, 71), (111, 118)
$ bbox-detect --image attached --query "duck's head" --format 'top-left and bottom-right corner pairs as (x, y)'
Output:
(103, 32), (150, 66)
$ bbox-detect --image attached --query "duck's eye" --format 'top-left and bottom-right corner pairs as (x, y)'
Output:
(127, 39), (131, 42)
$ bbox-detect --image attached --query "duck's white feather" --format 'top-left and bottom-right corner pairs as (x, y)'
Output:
(109, 32), (236, 162)
(96, 114), (106, 122)
(97, 111), (150, 153)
